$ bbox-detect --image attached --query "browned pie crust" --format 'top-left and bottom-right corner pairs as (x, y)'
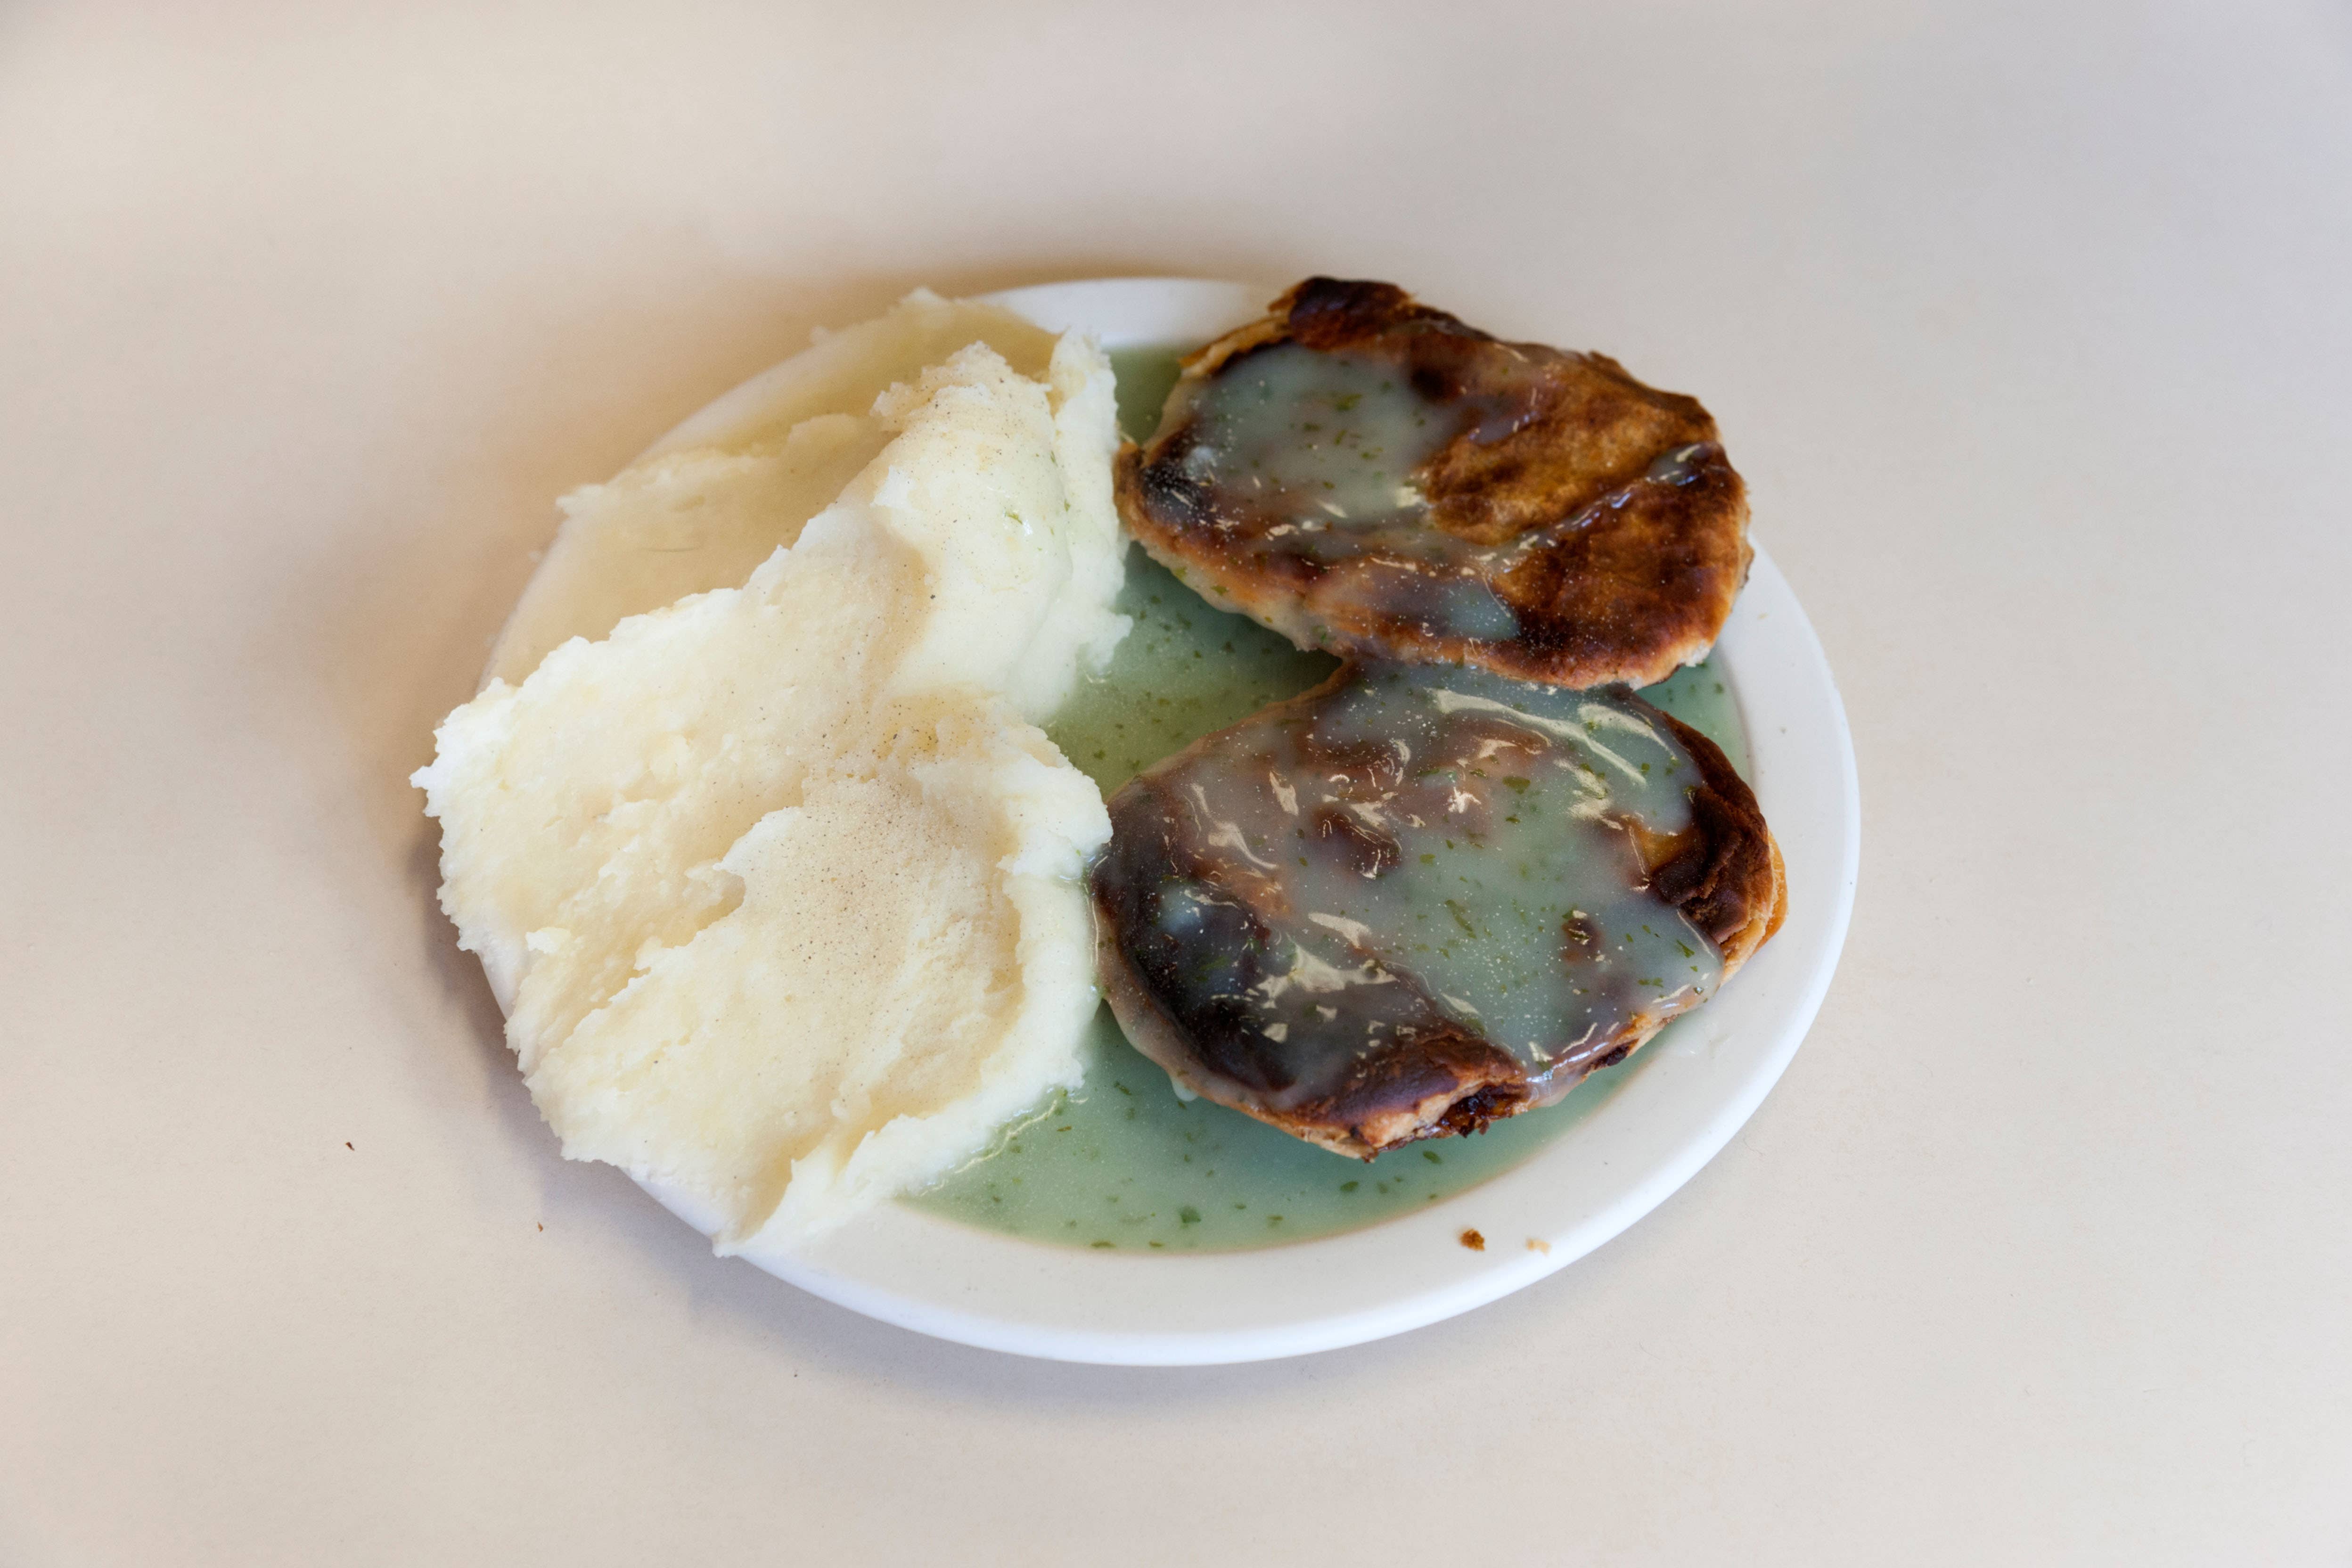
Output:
(1116, 278), (1754, 690)
(1092, 679), (1785, 1158)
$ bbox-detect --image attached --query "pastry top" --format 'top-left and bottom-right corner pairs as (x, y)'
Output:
(1090, 663), (1784, 1158)
(1116, 277), (1753, 690)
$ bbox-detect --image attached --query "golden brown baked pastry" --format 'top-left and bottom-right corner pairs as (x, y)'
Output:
(1091, 665), (1784, 1157)
(1115, 278), (1753, 690)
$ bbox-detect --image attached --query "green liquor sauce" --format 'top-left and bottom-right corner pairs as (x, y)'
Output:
(903, 346), (1750, 1252)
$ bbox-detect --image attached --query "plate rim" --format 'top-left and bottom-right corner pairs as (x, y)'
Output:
(614, 275), (1859, 1364)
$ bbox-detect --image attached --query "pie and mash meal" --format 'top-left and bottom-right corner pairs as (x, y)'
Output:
(415, 279), (1782, 1256)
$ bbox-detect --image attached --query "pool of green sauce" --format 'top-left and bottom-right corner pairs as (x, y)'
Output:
(902, 345), (1750, 1253)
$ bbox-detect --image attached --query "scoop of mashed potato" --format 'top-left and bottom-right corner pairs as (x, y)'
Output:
(414, 308), (1125, 1247)
(485, 288), (1103, 687)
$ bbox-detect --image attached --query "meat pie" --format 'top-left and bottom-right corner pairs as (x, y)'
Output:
(1090, 663), (1783, 1157)
(1116, 278), (1752, 690)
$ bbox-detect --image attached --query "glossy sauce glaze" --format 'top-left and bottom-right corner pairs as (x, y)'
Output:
(1160, 344), (1530, 642)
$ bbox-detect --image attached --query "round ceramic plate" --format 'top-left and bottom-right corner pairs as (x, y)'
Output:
(524, 278), (1859, 1365)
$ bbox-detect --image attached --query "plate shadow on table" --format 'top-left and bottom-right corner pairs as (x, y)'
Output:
(555, 1116), (1725, 1416)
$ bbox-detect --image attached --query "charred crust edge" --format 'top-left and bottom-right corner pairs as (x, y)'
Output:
(1631, 690), (1787, 970)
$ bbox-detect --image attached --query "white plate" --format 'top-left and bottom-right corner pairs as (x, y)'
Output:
(553, 277), (1860, 1365)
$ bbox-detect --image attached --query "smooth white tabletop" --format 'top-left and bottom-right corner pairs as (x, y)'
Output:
(3, 3), (2347, 1563)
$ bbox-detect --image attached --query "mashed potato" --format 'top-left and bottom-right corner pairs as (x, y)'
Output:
(486, 289), (1087, 687)
(414, 309), (1125, 1247)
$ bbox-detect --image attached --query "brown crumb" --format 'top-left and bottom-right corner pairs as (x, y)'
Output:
(1459, 1228), (1485, 1252)
(536, 1223), (544, 1232)
(344, 1141), (353, 1150)
(1526, 1238), (1551, 1255)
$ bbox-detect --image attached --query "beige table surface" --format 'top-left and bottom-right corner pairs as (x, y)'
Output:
(5, 2), (2349, 1562)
